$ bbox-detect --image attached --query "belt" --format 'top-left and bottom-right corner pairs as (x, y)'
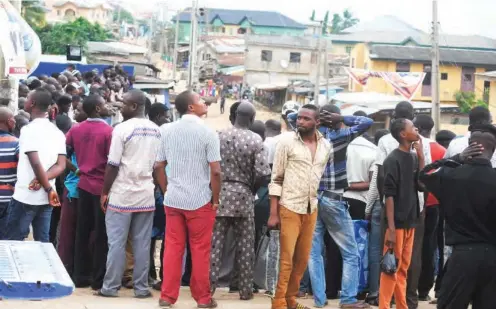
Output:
(321, 190), (344, 201)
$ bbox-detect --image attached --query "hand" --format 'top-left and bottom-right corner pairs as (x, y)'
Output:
(385, 229), (396, 249)
(267, 214), (280, 230)
(100, 194), (108, 213)
(28, 179), (41, 191)
(460, 142), (484, 162)
(48, 189), (61, 207)
(413, 137), (424, 158)
(212, 203), (220, 210)
(320, 110), (343, 127)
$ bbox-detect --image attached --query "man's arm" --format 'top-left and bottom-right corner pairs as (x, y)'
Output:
(206, 130), (222, 206)
(383, 158), (399, 248)
(26, 152), (52, 192)
(46, 155), (67, 180)
(342, 115), (374, 139)
(154, 161), (168, 195)
(101, 127), (124, 211)
(253, 142), (272, 193)
(365, 165), (379, 218)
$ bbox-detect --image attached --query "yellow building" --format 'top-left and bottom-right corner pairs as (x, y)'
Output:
(476, 71), (496, 120)
(44, 0), (113, 25)
(349, 43), (496, 103)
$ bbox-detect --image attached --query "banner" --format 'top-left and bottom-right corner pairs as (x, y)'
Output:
(345, 68), (426, 101)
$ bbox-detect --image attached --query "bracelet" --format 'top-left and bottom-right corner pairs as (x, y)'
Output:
(44, 186), (53, 193)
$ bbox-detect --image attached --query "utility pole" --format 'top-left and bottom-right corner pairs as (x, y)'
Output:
(187, 0), (198, 89)
(172, 10), (182, 80)
(431, 0), (441, 134)
(147, 14), (154, 63)
(324, 39), (330, 104)
(313, 21), (323, 106)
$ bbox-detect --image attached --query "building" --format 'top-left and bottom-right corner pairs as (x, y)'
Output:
(44, 0), (113, 24)
(476, 71), (496, 120)
(350, 43), (496, 103)
(173, 8), (306, 44)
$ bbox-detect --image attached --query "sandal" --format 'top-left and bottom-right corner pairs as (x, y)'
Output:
(289, 303), (311, 309)
(197, 298), (218, 308)
(93, 289), (118, 298)
(340, 302), (370, 308)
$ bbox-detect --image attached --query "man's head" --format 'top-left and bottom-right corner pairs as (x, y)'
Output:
(57, 95), (72, 114)
(436, 130), (456, 149)
(18, 97), (26, 110)
(469, 106), (491, 126)
(67, 64), (75, 72)
(250, 120), (266, 141)
(353, 110), (368, 117)
(55, 114), (72, 134)
(25, 88), (52, 114)
(65, 83), (79, 96)
(51, 72), (60, 79)
(46, 77), (58, 86)
(103, 67), (112, 78)
(229, 101), (241, 125)
(149, 103), (168, 126)
(296, 104), (320, 135)
(72, 95), (81, 110)
(28, 78), (42, 91)
(83, 71), (95, 84)
(18, 84), (29, 98)
(74, 102), (88, 123)
(58, 74), (68, 87)
(393, 101), (414, 120)
(175, 90), (207, 117)
(82, 94), (109, 118)
(413, 114), (434, 138)
(265, 119), (281, 137)
(374, 129), (390, 145)
(38, 74), (48, 82)
(390, 118), (420, 144)
(13, 114), (29, 137)
(468, 124), (496, 160)
(121, 89), (147, 120)
(235, 102), (256, 128)
(0, 107), (15, 133)
(320, 104), (342, 129)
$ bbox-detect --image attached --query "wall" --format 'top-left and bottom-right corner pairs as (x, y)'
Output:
(46, 3), (111, 25)
(489, 81), (496, 121)
(251, 26), (305, 36)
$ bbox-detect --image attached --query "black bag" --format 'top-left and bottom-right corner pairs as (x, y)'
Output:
(253, 226), (271, 290)
(380, 248), (398, 275)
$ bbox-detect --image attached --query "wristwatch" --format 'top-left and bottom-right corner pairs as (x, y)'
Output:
(44, 186), (53, 193)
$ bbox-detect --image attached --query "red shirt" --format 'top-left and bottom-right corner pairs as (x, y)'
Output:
(426, 141), (446, 206)
(66, 119), (113, 195)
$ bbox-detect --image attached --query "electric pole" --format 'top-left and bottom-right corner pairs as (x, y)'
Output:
(324, 39), (330, 104)
(313, 21), (323, 106)
(187, 0), (198, 89)
(172, 10), (181, 80)
(431, 0), (441, 134)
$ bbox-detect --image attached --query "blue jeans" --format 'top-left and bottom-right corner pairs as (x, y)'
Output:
(6, 199), (53, 242)
(367, 200), (383, 299)
(308, 193), (360, 306)
(0, 201), (10, 240)
(299, 268), (311, 293)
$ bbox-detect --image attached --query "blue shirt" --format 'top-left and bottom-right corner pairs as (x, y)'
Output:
(0, 131), (19, 203)
(64, 153), (79, 199)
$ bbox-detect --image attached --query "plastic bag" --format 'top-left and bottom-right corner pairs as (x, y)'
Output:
(353, 220), (369, 292)
(253, 227), (271, 290)
(380, 248), (398, 275)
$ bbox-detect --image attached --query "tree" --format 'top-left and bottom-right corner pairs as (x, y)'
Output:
(342, 9), (359, 30)
(330, 9), (359, 33)
(21, 0), (46, 29)
(454, 91), (488, 113)
(310, 10), (315, 21)
(36, 17), (110, 54)
(322, 11), (329, 34)
(113, 7), (134, 24)
(330, 13), (343, 33)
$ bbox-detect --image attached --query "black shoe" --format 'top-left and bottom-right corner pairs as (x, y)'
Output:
(418, 295), (431, 302)
(153, 281), (162, 291)
(229, 286), (239, 293)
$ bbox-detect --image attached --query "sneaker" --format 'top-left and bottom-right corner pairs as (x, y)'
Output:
(314, 301), (329, 308)
(197, 298), (218, 308)
(264, 290), (274, 297)
(289, 303), (311, 309)
(152, 281), (162, 291)
(419, 295), (431, 302)
(297, 291), (307, 298)
(159, 298), (172, 308)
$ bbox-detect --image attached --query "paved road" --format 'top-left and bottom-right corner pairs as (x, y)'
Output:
(0, 100), (437, 308)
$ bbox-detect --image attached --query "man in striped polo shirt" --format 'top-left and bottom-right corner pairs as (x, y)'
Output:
(0, 107), (18, 240)
(155, 90), (221, 308)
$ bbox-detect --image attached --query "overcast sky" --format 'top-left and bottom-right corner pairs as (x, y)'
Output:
(128, 0), (496, 38)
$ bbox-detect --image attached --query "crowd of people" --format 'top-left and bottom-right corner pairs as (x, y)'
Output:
(0, 65), (494, 309)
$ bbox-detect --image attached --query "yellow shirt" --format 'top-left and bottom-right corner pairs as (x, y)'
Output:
(268, 131), (332, 214)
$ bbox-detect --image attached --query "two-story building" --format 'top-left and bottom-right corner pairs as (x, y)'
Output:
(44, 0), (113, 25)
(350, 43), (496, 103)
(174, 8), (306, 44)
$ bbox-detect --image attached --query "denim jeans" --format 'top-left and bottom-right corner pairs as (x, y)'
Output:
(6, 199), (53, 242)
(309, 193), (360, 306)
(299, 268), (311, 293)
(367, 200), (382, 299)
(0, 201), (10, 240)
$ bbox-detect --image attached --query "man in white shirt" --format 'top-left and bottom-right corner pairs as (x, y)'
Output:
(375, 102), (431, 309)
(263, 119), (282, 167)
(6, 89), (66, 242)
(97, 90), (161, 298)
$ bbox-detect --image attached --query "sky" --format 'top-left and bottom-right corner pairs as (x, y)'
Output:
(124, 0), (496, 38)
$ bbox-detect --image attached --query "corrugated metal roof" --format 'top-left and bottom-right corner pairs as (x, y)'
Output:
(343, 15), (424, 34)
(174, 8), (305, 29)
(87, 41), (148, 55)
(246, 35), (317, 50)
(369, 44), (496, 66)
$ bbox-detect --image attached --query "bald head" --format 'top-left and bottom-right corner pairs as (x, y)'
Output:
(234, 102), (256, 128)
(0, 107), (13, 122)
(265, 119), (281, 137)
(250, 120), (266, 141)
(125, 89), (147, 107)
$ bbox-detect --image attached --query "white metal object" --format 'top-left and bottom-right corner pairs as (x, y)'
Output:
(431, 0), (441, 134)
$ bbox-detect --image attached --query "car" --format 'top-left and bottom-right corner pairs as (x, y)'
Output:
(281, 100), (301, 119)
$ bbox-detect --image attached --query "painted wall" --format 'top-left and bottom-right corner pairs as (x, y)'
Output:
(251, 26), (305, 36)
(46, 3), (112, 24)
(489, 81), (496, 121)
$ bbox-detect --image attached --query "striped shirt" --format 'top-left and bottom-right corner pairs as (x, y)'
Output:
(0, 132), (19, 203)
(157, 114), (221, 210)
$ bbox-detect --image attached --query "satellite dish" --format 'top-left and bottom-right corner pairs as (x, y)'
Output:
(280, 59), (288, 69)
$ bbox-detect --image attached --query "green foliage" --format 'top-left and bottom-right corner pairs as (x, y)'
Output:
(36, 17), (110, 54)
(330, 9), (359, 33)
(454, 91), (488, 113)
(310, 10), (315, 21)
(113, 7), (134, 24)
(322, 11), (329, 34)
(22, 0), (46, 28)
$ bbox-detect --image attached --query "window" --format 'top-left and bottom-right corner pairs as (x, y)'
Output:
(261, 50), (272, 62)
(203, 53), (211, 61)
(289, 52), (301, 63)
(57, 10), (61, 16)
(345, 46), (352, 54)
(423, 65), (432, 86)
(441, 73), (448, 80)
(464, 74), (472, 82)
(351, 58), (355, 68)
(396, 62), (410, 72)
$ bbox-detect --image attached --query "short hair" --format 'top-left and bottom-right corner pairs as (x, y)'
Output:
(51, 72), (60, 79)
(436, 130), (456, 145)
(57, 94), (72, 107)
(250, 120), (266, 140)
(301, 104), (320, 118)
(18, 97), (26, 110)
(265, 119), (281, 133)
(28, 79), (42, 90)
(149, 103), (167, 120)
(374, 129), (390, 145)
(65, 83), (77, 94)
(82, 94), (103, 115)
(395, 101), (414, 120)
(230, 101), (241, 117)
(320, 104), (341, 114)
(67, 64), (75, 70)
(353, 110), (368, 117)
(55, 114), (72, 134)
(390, 118), (408, 143)
(72, 95), (81, 103)
(175, 90), (194, 115)
(30, 88), (52, 111)
(414, 114), (434, 132)
(469, 106), (491, 125)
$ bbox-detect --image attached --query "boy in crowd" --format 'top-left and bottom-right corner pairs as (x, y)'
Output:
(379, 118), (424, 309)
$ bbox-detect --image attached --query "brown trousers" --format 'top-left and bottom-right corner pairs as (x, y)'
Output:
(272, 206), (317, 309)
(379, 228), (415, 309)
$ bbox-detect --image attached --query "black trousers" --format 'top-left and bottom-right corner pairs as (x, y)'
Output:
(345, 197), (366, 220)
(437, 244), (496, 309)
(407, 212), (425, 309)
(418, 205), (439, 298)
(325, 233), (342, 298)
(434, 209), (446, 297)
(73, 189), (108, 290)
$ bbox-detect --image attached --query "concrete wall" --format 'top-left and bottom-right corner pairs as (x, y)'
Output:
(46, 3), (112, 25)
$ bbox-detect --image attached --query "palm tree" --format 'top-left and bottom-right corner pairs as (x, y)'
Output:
(341, 9), (359, 30)
(21, 0), (46, 28)
(330, 13), (343, 33)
